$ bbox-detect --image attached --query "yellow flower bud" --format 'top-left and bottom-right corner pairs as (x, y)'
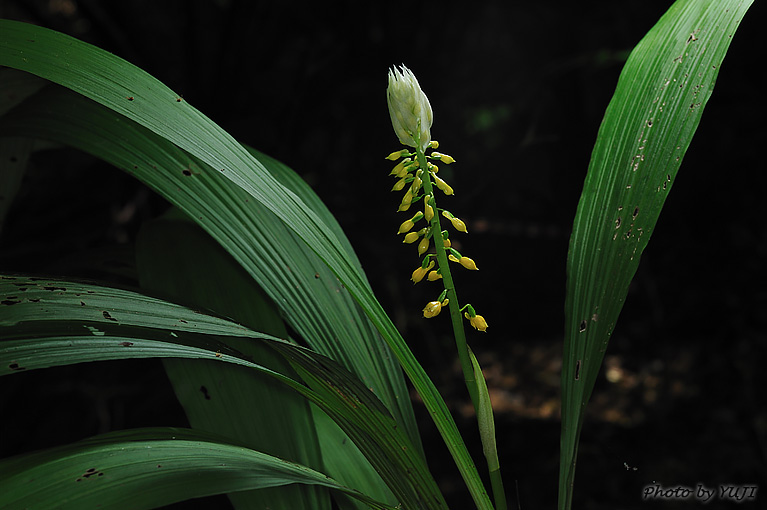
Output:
(459, 256), (478, 270)
(442, 211), (468, 233)
(386, 149), (410, 161)
(427, 270), (442, 281)
(387, 65), (433, 150)
(392, 177), (408, 192)
(450, 216), (468, 233)
(443, 238), (452, 248)
(411, 261), (435, 284)
(389, 158), (408, 176)
(417, 236), (430, 256)
(398, 190), (414, 211)
(410, 175), (423, 194)
(429, 140), (439, 149)
(433, 174), (454, 195)
(422, 300), (442, 318)
(403, 232), (420, 244)
(401, 162), (419, 178)
(432, 152), (456, 164)
(428, 163), (439, 174)
(397, 219), (414, 234)
(448, 254), (460, 263)
(424, 197), (434, 221)
(464, 312), (488, 332)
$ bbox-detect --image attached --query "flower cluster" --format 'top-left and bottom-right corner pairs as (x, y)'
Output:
(386, 65), (487, 332)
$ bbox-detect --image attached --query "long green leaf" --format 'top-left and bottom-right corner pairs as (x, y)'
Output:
(0, 21), (491, 508)
(137, 215), (392, 509)
(0, 78), (420, 456)
(0, 275), (443, 509)
(0, 84), (404, 506)
(0, 427), (395, 510)
(137, 216), (329, 510)
(560, 1), (753, 508)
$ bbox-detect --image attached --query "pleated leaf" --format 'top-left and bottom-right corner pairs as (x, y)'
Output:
(136, 216), (330, 510)
(560, 1), (753, 508)
(136, 215), (393, 509)
(0, 427), (395, 510)
(0, 275), (442, 509)
(0, 21), (491, 509)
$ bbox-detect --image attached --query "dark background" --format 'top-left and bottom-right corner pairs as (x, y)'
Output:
(1, 1), (765, 509)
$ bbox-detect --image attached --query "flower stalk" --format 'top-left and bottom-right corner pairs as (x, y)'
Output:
(386, 64), (506, 510)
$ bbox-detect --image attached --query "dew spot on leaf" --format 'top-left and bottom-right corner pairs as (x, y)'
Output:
(579, 320), (587, 333)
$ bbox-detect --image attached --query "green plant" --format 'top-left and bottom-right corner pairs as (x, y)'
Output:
(0, 0), (754, 508)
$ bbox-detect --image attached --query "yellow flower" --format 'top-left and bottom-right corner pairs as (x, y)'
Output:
(422, 300), (441, 318)
(442, 211), (468, 233)
(459, 257), (478, 270)
(464, 312), (488, 332)
(424, 196), (434, 221)
(427, 270), (442, 281)
(389, 158), (411, 177)
(417, 236), (430, 256)
(387, 65), (433, 150)
(432, 174), (454, 195)
(391, 177), (408, 192)
(423, 298), (448, 318)
(397, 219), (414, 234)
(403, 232), (420, 244)
(432, 152), (456, 164)
(398, 190), (414, 211)
(411, 261), (435, 284)
(410, 175), (423, 194)
(386, 149), (410, 161)
(397, 212), (422, 234)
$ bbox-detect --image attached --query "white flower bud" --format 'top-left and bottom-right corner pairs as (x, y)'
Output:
(387, 65), (433, 150)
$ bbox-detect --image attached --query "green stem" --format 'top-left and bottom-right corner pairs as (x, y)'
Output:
(414, 144), (479, 411)
(413, 137), (507, 510)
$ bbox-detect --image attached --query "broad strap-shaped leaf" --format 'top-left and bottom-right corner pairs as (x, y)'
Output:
(0, 275), (445, 509)
(136, 215), (391, 510)
(0, 427), (396, 510)
(560, 1), (753, 508)
(0, 81), (420, 457)
(0, 21), (492, 509)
